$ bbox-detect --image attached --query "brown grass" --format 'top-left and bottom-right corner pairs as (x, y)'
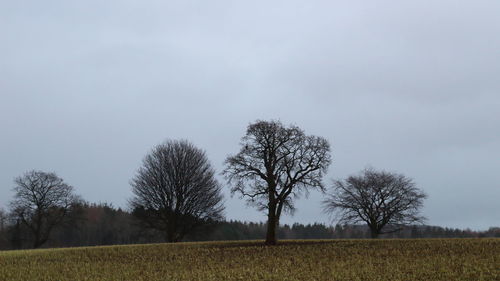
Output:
(0, 238), (498, 280)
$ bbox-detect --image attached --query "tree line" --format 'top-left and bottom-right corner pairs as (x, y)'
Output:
(1, 120), (451, 249)
(1, 202), (498, 250)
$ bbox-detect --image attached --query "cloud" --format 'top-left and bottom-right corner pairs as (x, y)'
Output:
(1, 0), (499, 229)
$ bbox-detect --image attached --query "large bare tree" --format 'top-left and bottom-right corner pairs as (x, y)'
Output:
(130, 140), (224, 242)
(323, 168), (427, 238)
(10, 171), (80, 248)
(223, 120), (332, 245)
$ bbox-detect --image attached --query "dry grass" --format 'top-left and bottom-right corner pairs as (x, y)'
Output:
(0, 239), (498, 280)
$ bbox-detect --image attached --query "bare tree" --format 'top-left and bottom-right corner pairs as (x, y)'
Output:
(223, 120), (332, 245)
(130, 140), (224, 242)
(323, 168), (427, 238)
(10, 171), (80, 248)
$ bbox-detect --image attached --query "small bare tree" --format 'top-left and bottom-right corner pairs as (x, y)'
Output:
(223, 120), (331, 245)
(130, 140), (224, 242)
(10, 171), (80, 248)
(323, 168), (427, 238)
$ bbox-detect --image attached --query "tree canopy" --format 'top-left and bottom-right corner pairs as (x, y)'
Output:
(130, 140), (224, 242)
(224, 120), (331, 244)
(323, 168), (427, 238)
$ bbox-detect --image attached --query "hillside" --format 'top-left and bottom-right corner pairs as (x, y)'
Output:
(0, 239), (498, 281)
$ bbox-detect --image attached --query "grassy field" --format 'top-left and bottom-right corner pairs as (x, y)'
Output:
(0, 239), (498, 281)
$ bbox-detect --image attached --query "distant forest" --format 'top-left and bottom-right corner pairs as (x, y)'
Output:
(1, 202), (498, 250)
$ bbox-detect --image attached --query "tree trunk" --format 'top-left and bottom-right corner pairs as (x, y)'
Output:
(265, 203), (278, 245)
(165, 218), (178, 242)
(166, 229), (177, 243)
(370, 228), (379, 239)
(166, 234), (173, 242)
(265, 217), (277, 245)
(33, 239), (41, 249)
(33, 232), (47, 248)
(33, 226), (42, 248)
(33, 238), (46, 249)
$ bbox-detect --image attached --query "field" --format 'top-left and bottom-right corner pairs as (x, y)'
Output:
(0, 239), (498, 281)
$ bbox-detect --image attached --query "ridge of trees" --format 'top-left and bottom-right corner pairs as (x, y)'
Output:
(0, 202), (498, 250)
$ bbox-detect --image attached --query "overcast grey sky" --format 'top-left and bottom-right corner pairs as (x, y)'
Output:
(1, 1), (499, 230)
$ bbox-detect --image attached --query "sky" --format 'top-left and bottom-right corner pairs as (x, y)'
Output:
(1, 0), (499, 230)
